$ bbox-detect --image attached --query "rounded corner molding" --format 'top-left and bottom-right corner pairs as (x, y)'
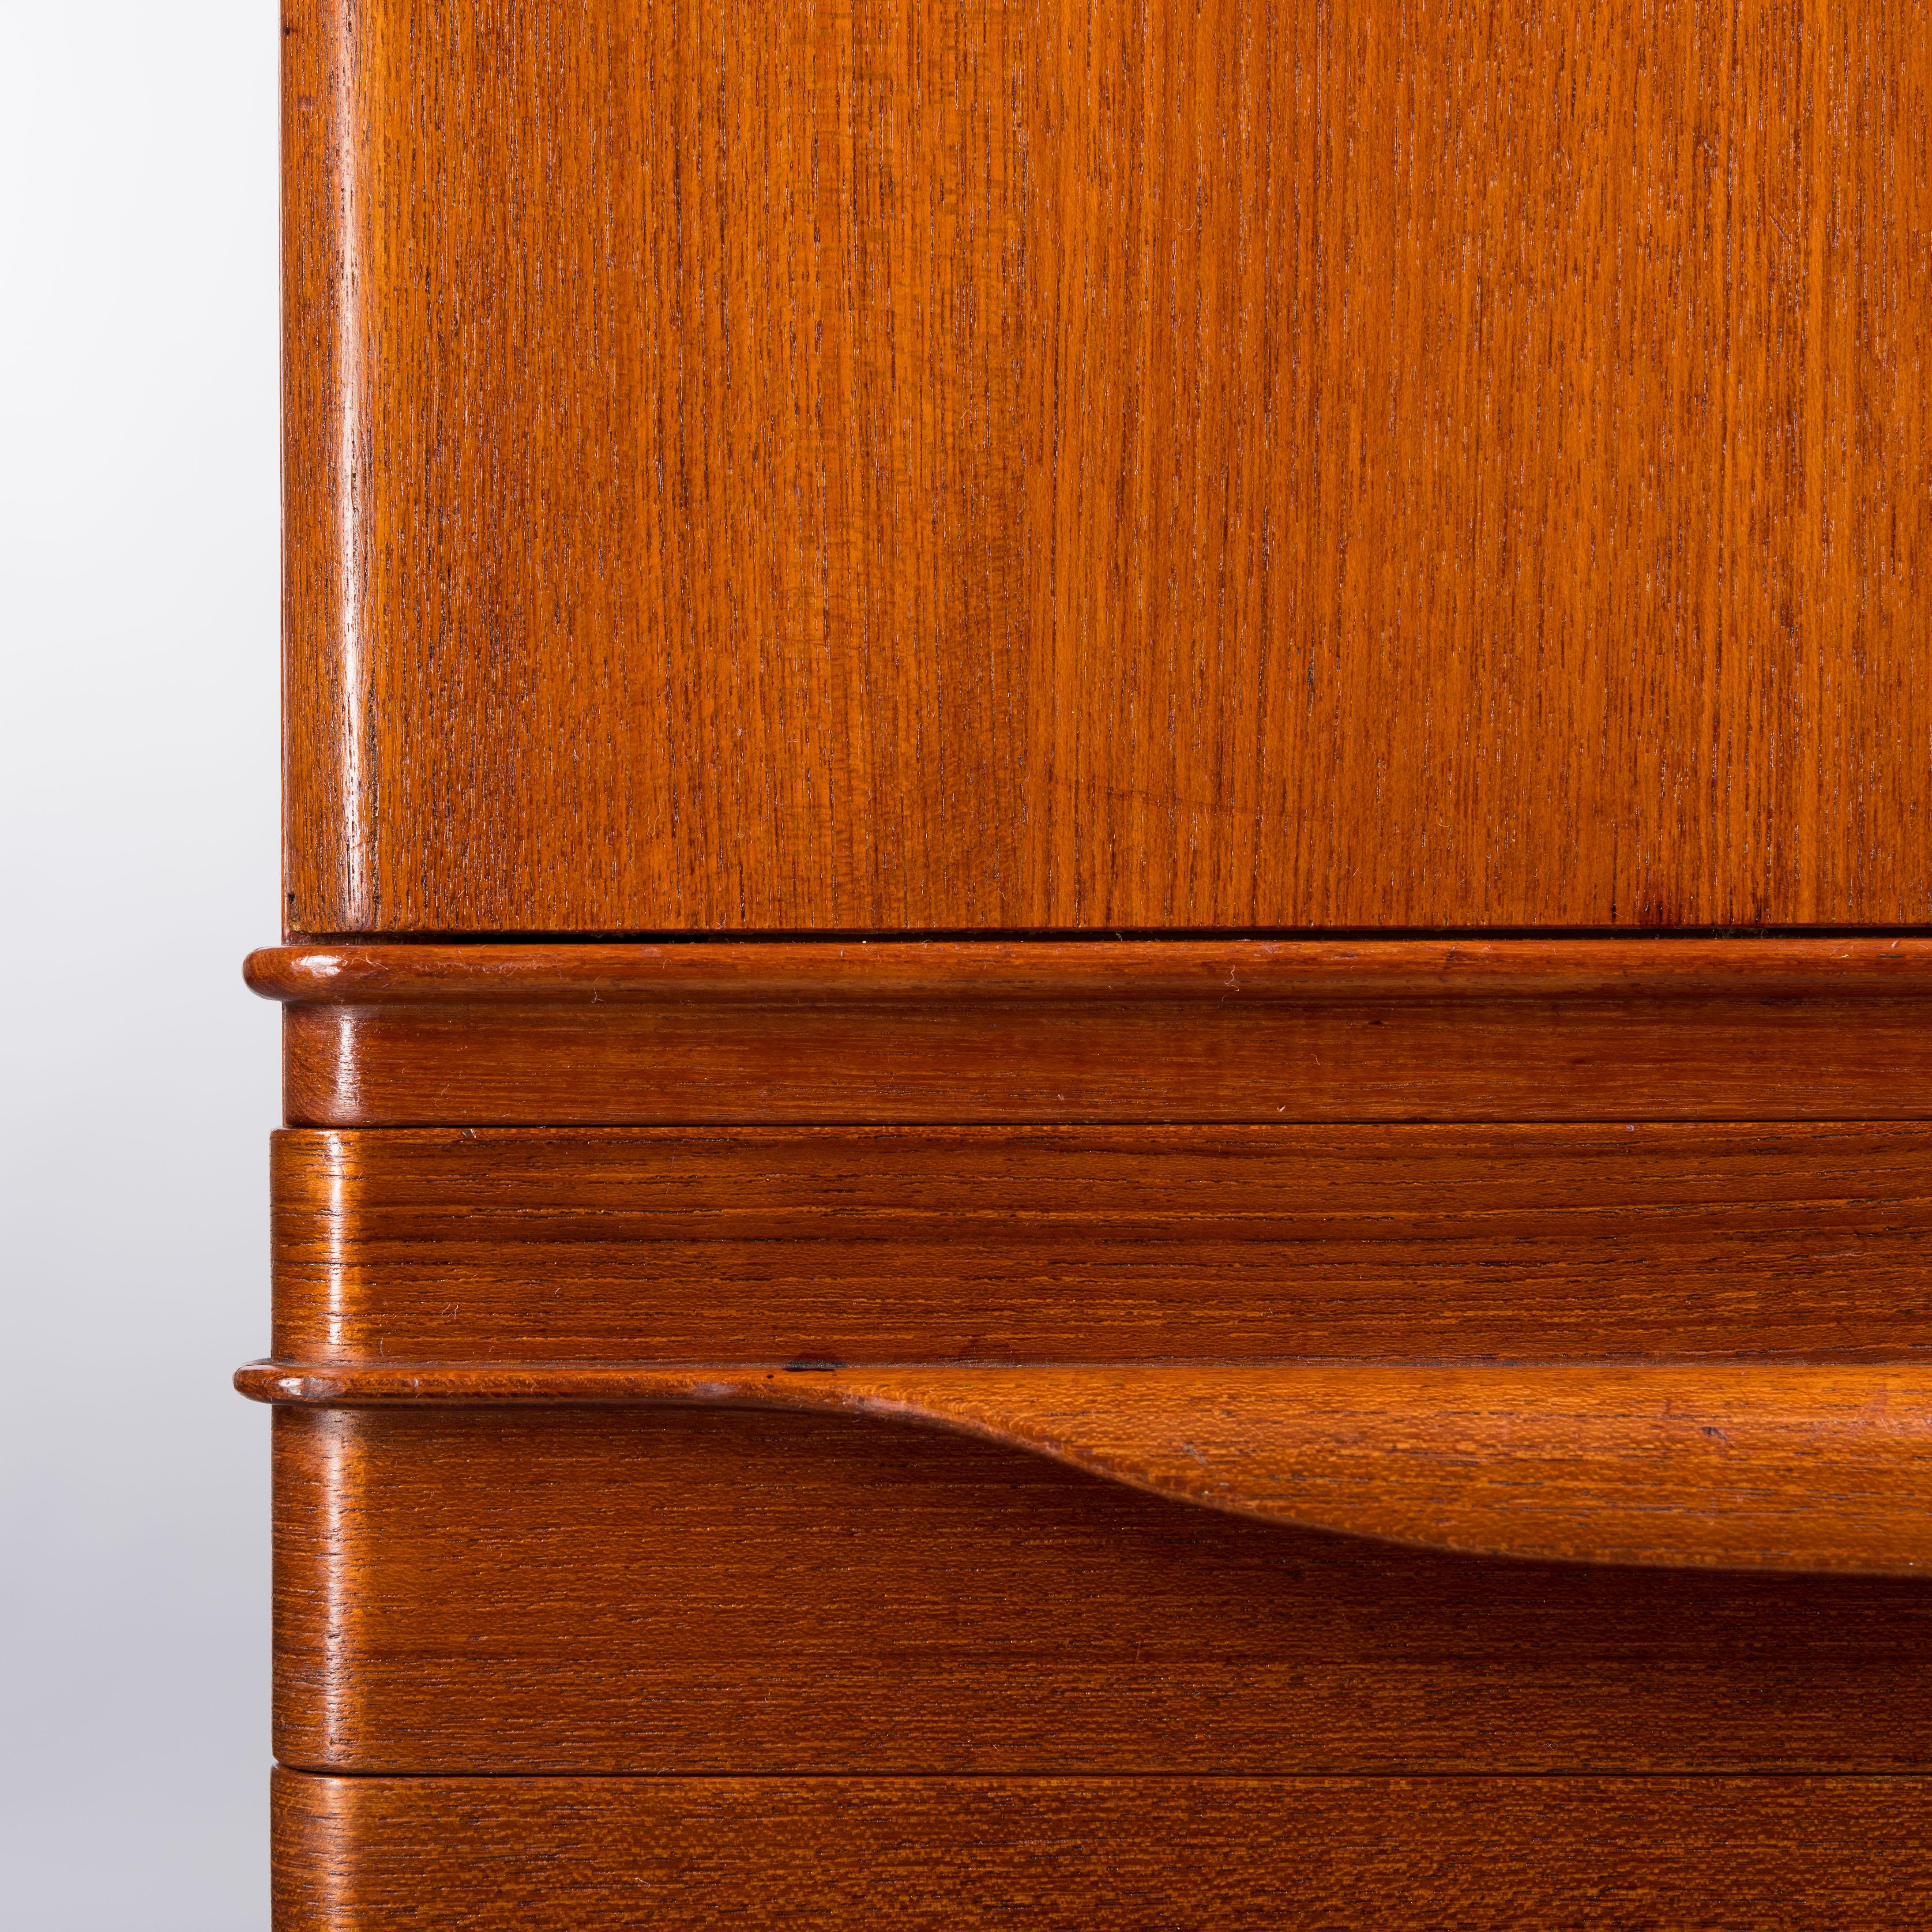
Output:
(246, 936), (1932, 1007)
(236, 1357), (1932, 1579)
(245, 936), (1932, 1127)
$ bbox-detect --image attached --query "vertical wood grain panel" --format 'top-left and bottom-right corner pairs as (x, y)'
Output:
(284, 0), (363, 925)
(285, 0), (1931, 931)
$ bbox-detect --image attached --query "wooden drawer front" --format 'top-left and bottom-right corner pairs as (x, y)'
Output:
(273, 1122), (1932, 1364)
(280, 989), (1932, 1128)
(251, 942), (1932, 1923)
(276, 1405), (1932, 1776)
(274, 1770), (1932, 1930)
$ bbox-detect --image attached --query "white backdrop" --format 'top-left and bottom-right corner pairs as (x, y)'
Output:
(1, 6), (280, 1925)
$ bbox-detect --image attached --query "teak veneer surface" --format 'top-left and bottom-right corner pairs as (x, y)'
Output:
(245, 1360), (1932, 1575)
(285, 0), (1932, 934)
(271, 1123), (1932, 1363)
(274, 1406), (1932, 1774)
(245, 939), (1932, 1003)
(252, 940), (1932, 1125)
(274, 0), (1932, 1911)
(274, 1771), (1932, 1930)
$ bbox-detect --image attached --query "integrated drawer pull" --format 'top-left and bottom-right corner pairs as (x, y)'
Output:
(237, 1359), (1932, 1578)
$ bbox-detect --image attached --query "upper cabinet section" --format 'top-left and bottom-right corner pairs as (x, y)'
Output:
(285, 0), (1929, 934)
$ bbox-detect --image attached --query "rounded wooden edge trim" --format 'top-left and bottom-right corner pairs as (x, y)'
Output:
(244, 937), (1932, 1005)
(237, 1359), (1932, 1576)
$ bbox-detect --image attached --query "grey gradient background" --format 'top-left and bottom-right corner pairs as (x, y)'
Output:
(2, 4), (281, 1924)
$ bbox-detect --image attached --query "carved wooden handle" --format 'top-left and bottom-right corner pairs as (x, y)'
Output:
(237, 1360), (1932, 1578)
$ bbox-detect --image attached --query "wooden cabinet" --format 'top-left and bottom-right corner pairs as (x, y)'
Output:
(253, 0), (1932, 1921)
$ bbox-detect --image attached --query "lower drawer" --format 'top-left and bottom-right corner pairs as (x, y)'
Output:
(274, 1770), (1932, 1929)
(277, 1405), (1932, 1774)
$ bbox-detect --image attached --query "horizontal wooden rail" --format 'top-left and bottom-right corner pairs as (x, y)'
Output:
(244, 939), (1932, 1124)
(237, 1359), (1932, 1578)
(249, 938), (1932, 1005)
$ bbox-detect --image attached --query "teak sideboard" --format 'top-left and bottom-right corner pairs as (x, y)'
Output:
(246, 1), (1932, 1923)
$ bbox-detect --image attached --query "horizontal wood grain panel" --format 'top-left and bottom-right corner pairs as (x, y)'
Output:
(283, 996), (1932, 1125)
(274, 1406), (1932, 1774)
(285, 0), (1932, 933)
(274, 1770), (1932, 1930)
(242, 1359), (1932, 1575)
(271, 1124), (1932, 1362)
(251, 941), (1932, 1125)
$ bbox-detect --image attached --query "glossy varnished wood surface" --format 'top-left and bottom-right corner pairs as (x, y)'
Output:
(269, 1123), (1932, 1363)
(247, 937), (1932, 1002)
(243, 1360), (1932, 1575)
(273, 1406), (1932, 1774)
(280, 993), (1932, 1125)
(274, 1771), (1932, 1929)
(274, 0), (1932, 1911)
(284, 0), (1932, 934)
(252, 940), (1932, 1125)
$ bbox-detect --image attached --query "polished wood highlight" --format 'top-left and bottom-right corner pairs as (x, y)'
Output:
(272, 1405), (1932, 1774)
(242, 1359), (1932, 1575)
(269, 1122), (1932, 1364)
(250, 940), (1932, 1126)
(247, 938), (1932, 1003)
(284, 0), (1932, 935)
(274, 1771), (1932, 1930)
